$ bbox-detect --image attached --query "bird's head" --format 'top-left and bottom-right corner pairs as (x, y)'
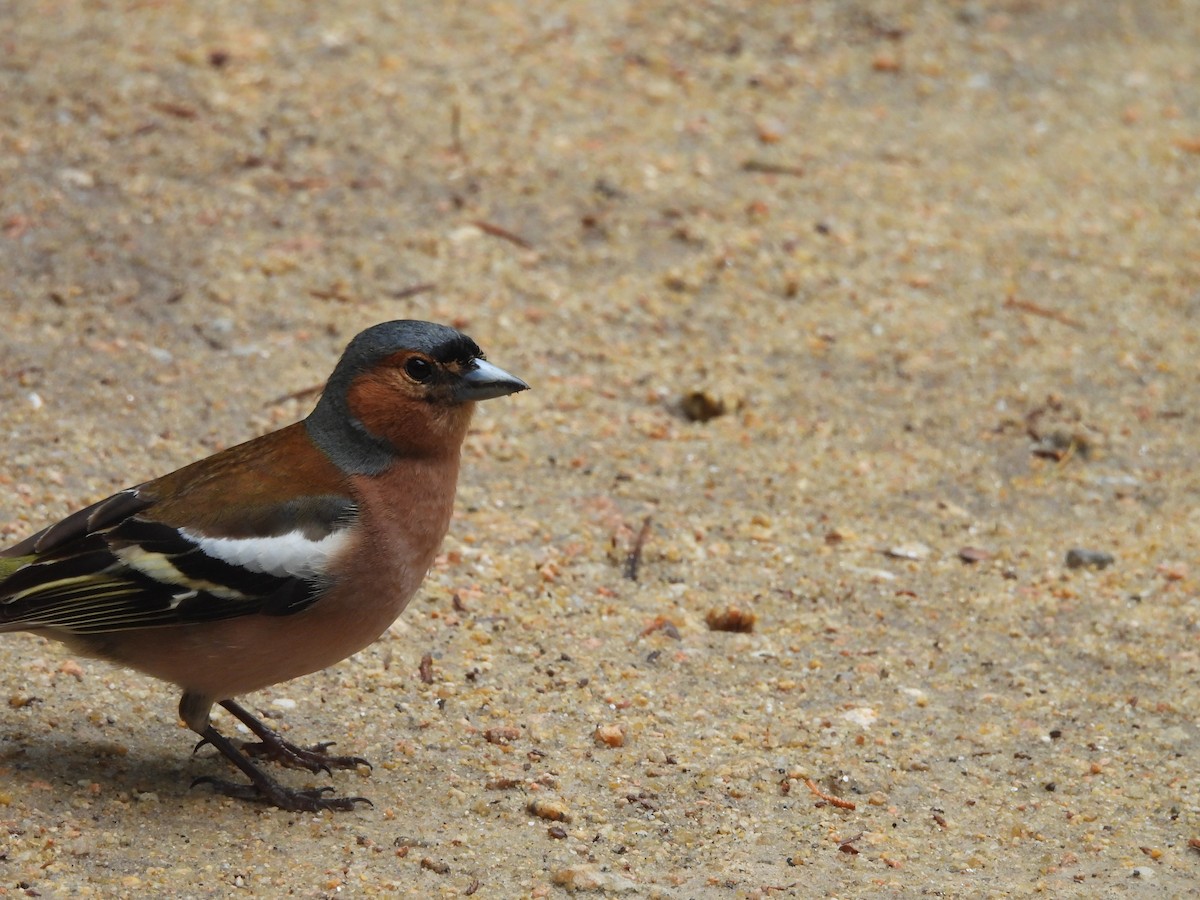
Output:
(305, 320), (528, 474)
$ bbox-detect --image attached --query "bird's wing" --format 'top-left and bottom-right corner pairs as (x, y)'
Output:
(0, 492), (357, 634)
(0, 425), (358, 634)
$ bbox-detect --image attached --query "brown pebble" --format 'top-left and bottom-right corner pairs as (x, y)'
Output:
(1157, 561), (1188, 581)
(58, 659), (85, 679)
(483, 726), (521, 745)
(680, 390), (729, 422)
(420, 857), (450, 875)
(593, 723), (626, 748)
(527, 798), (571, 822)
(705, 606), (756, 633)
(548, 825), (568, 839)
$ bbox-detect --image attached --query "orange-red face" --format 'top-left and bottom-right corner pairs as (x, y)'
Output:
(344, 350), (477, 459)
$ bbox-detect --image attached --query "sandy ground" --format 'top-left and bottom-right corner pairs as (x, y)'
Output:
(1, 1), (1199, 896)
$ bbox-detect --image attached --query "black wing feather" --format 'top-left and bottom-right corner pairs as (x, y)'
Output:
(0, 488), (151, 558)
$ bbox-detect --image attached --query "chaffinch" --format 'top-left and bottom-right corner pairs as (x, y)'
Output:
(0, 320), (527, 811)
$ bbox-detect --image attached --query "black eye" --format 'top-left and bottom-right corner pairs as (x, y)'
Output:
(404, 357), (434, 383)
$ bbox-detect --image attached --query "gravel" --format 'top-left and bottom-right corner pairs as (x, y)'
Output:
(1, 1), (1198, 896)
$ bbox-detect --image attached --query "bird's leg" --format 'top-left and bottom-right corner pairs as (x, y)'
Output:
(181, 692), (370, 812)
(192, 722), (371, 812)
(219, 698), (371, 774)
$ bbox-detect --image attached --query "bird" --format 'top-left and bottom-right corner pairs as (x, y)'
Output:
(0, 320), (528, 811)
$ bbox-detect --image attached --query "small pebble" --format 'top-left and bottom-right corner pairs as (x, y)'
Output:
(483, 726), (521, 745)
(594, 723), (626, 748)
(59, 167), (95, 188)
(958, 546), (991, 563)
(680, 389), (735, 422)
(1156, 561), (1188, 581)
(551, 865), (637, 893)
(58, 659), (85, 680)
(841, 707), (878, 728)
(755, 116), (787, 144)
(885, 542), (930, 561)
(1065, 548), (1114, 570)
(705, 606), (756, 633)
(528, 798), (571, 822)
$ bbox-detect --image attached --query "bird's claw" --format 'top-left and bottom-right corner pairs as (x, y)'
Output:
(241, 737), (371, 774)
(191, 776), (372, 812)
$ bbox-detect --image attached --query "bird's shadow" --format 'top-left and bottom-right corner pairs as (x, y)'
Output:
(1, 726), (240, 813)
(2, 722), (369, 818)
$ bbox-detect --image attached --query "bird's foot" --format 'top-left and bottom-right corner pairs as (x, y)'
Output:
(191, 776), (371, 812)
(241, 736), (371, 774)
(216, 699), (372, 774)
(193, 720), (372, 813)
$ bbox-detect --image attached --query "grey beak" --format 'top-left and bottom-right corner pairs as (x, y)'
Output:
(457, 359), (529, 401)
